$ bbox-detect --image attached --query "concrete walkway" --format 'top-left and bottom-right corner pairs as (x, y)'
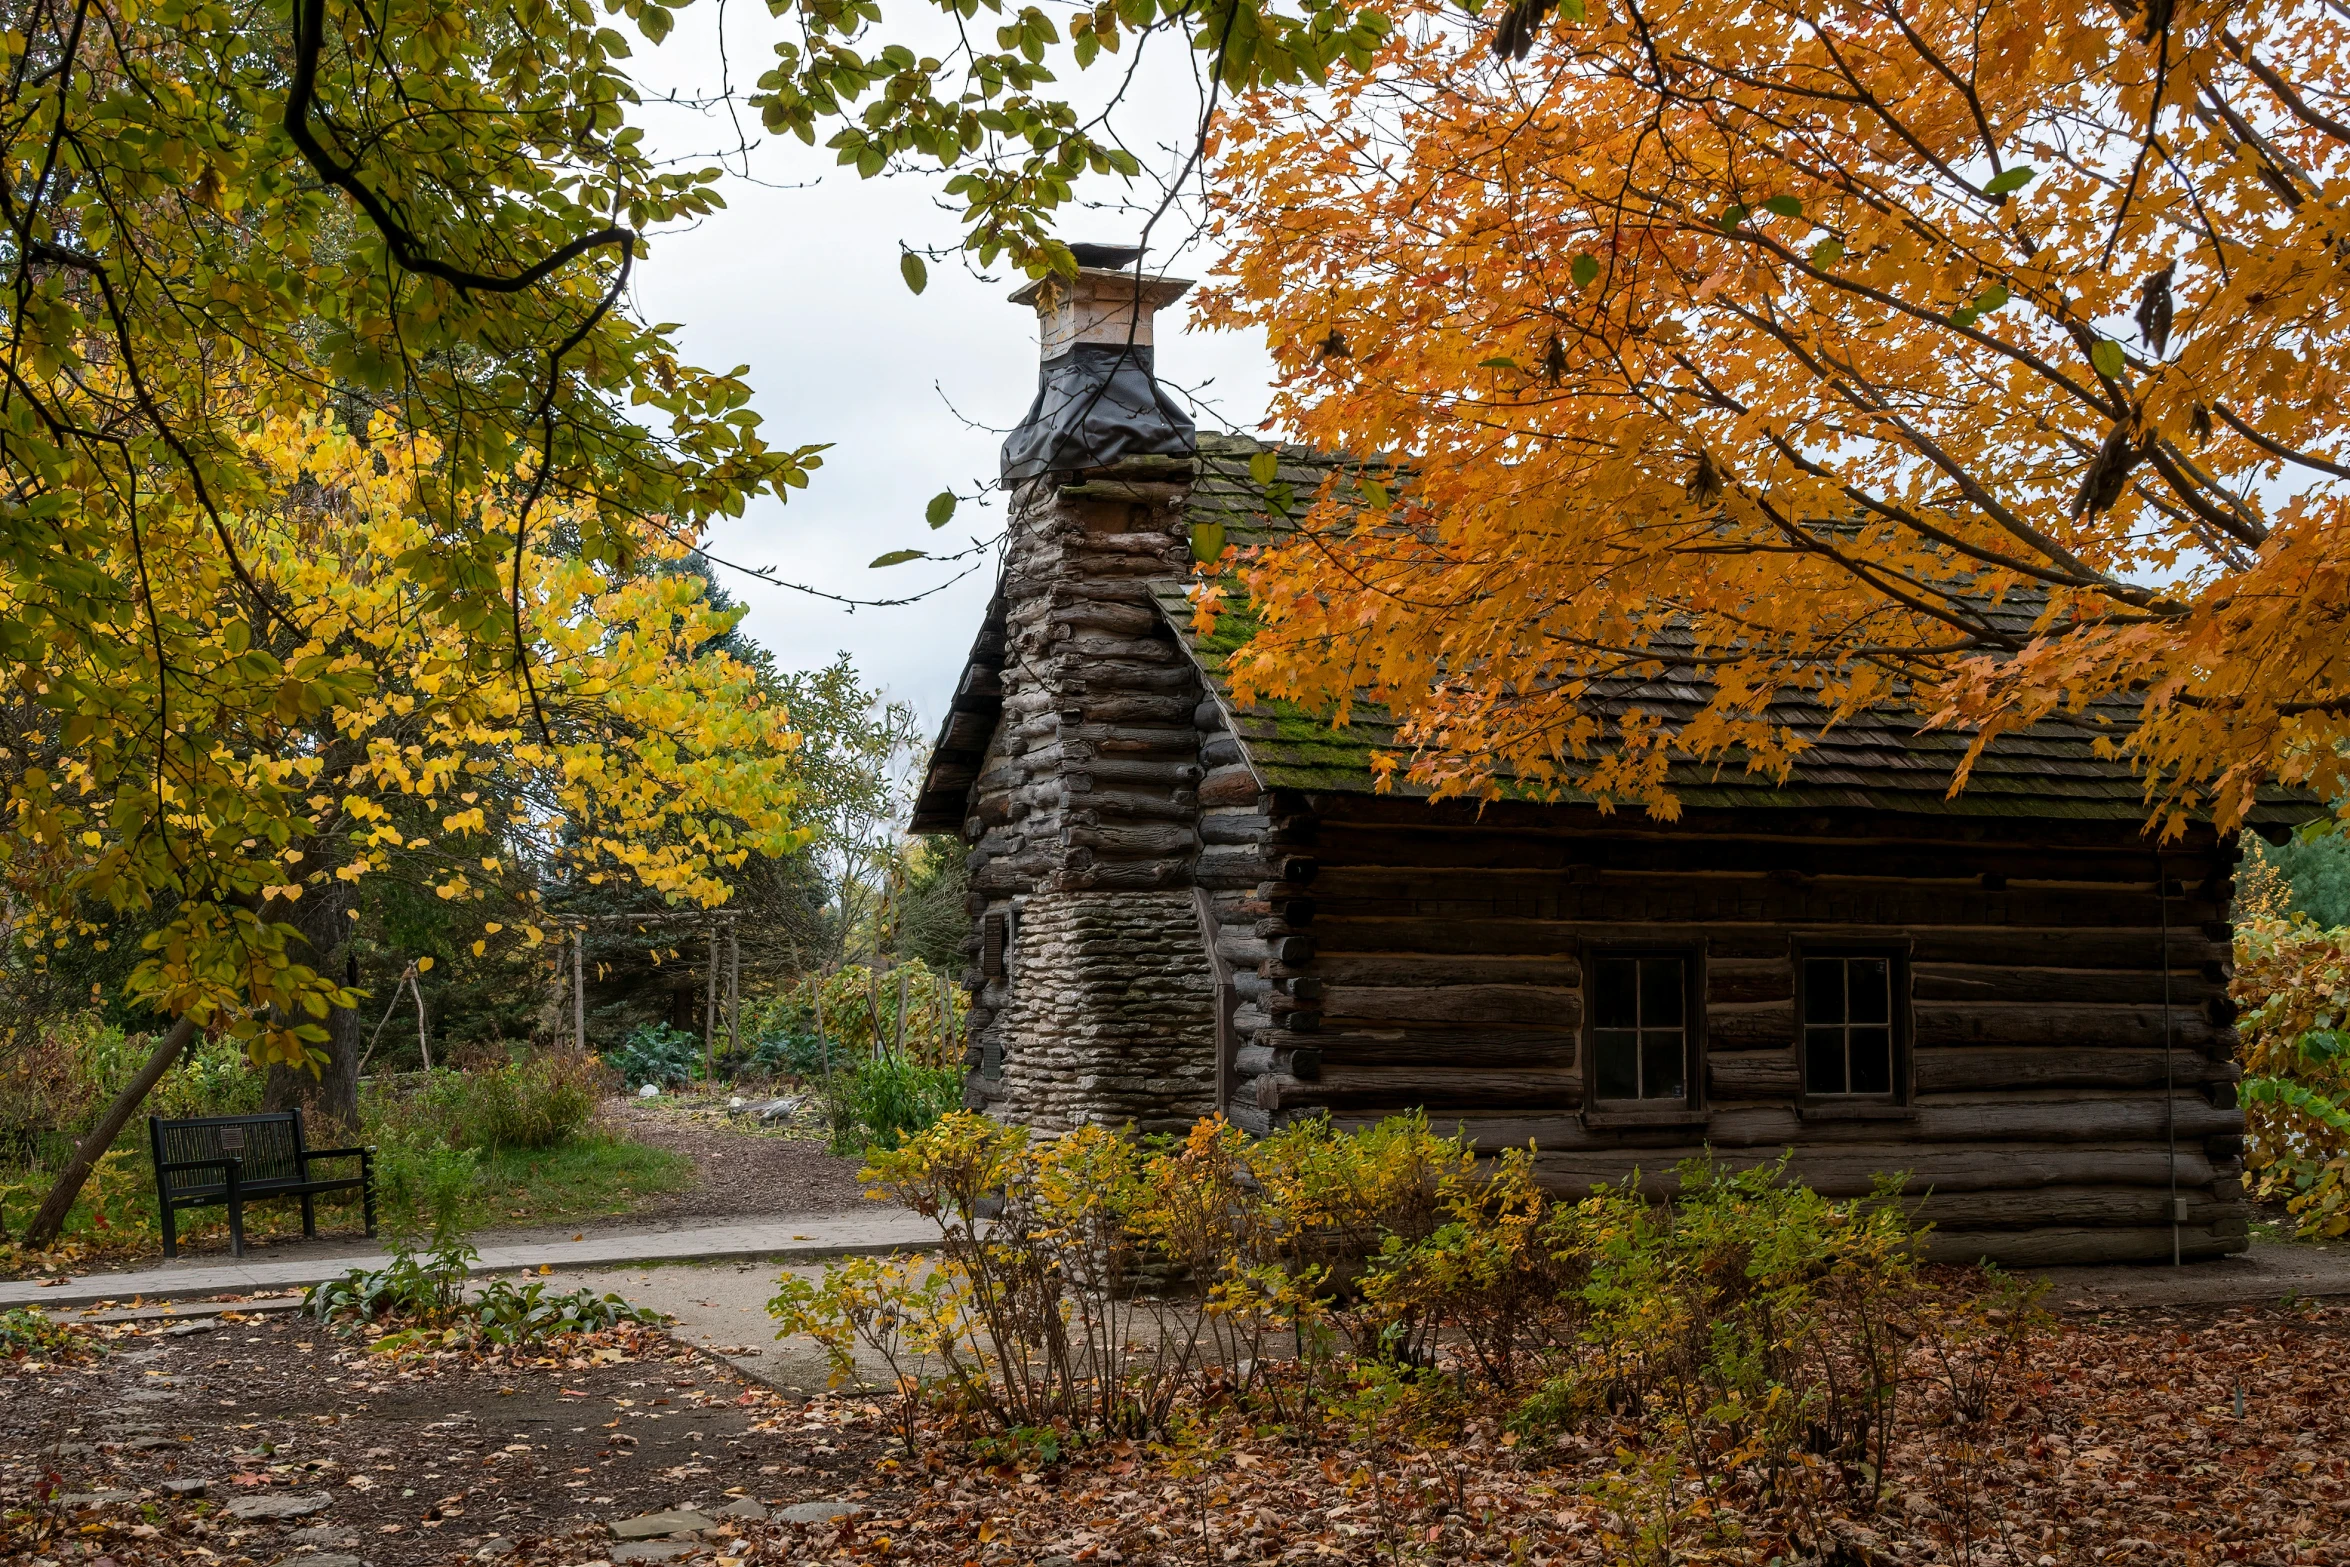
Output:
(0, 1207), (940, 1310)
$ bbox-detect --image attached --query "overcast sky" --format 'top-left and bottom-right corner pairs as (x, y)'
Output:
(625, 9), (1281, 732)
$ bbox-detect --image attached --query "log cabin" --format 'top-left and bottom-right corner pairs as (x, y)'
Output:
(909, 258), (2319, 1266)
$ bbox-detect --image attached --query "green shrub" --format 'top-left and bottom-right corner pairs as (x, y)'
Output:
(775, 1110), (2028, 1510)
(603, 1023), (702, 1090)
(820, 1052), (962, 1155)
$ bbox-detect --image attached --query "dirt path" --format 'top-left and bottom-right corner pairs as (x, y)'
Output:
(603, 1098), (869, 1220)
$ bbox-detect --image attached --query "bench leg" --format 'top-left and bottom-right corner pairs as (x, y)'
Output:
(361, 1155), (376, 1239)
(160, 1201), (178, 1261)
(301, 1192), (316, 1239)
(225, 1162), (245, 1259)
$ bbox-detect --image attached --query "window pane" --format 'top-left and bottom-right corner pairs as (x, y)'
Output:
(1594, 1030), (1640, 1100)
(1849, 1027), (1894, 1094)
(1806, 1027), (1847, 1095)
(1804, 958), (1845, 1025)
(1849, 959), (1891, 1024)
(1641, 1032), (1686, 1101)
(1640, 957), (1685, 1028)
(1594, 958), (1638, 1029)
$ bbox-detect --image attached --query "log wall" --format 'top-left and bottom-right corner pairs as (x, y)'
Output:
(1221, 794), (2248, 1266)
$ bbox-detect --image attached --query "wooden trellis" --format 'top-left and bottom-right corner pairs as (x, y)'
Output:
(556, 911), (741, 1079)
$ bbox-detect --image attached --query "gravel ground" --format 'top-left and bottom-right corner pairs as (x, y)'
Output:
(605, 1100), (869, 1220)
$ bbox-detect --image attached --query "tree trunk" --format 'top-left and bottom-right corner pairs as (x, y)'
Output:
(264, 878), (361, 1127)
(23, 1017), (198, 1251)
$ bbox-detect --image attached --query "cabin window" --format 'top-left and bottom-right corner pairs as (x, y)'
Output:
(1802, 954), (1900, 1098)
(1589, 953), (1694, 1104)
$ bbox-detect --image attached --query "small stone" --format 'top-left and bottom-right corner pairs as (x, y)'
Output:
(287, 1527), (358, 1547)
(226, 1492), (335, 1521)
(55, 1491), (138, 1508)
(1036, 1557), (1078, 1567)
(719, 1499), (767, 1522)
(116, 1389), (175, 1404)
(124, 1436), (178, 1452)
(637, 1084), (660, 1099)
(164, 1319), (220, 1337)
(773, 1500), (866, 1525)
(162, 1479), (209, 1497)
(472, 1539), (516, 1561)
(608, 1510), (715, 1541)
(48, 1443), (97, 1459)
(612, 1544), (704, 1563)
(278, 1554), (364, 1567)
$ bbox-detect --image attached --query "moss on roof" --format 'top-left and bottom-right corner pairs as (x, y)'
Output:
(1158, 437), (2318, 828)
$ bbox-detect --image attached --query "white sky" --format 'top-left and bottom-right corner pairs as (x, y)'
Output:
(627, 7), (1281, 729)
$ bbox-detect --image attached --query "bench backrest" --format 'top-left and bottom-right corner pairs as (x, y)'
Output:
(149, 1111), (307, 1191)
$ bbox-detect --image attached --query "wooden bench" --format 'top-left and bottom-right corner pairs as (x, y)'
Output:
(148, 1111), (375, 1259)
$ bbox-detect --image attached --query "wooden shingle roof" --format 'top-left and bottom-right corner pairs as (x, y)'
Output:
(1151, 436), (2320, 829)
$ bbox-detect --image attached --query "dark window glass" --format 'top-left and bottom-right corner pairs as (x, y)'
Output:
(1803, 956), (1899, 1097)
(1590, 956), (1688, 1103)
(1594, 957), (1638, 1029)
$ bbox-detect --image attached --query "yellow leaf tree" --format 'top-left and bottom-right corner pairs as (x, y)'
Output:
(1200, 0), (2350, 831)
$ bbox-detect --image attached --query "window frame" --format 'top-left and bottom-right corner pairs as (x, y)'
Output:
(1794, 943), (1914, 1118)
(1580, 945), (1709, 1128)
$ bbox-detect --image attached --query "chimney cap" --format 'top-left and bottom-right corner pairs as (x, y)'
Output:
(1066, 241), (1146, 268)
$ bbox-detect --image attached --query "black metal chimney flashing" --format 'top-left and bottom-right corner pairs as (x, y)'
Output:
(1000, 263), (1197, 482)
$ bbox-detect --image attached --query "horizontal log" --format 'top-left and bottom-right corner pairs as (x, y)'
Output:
(1049, 601), (1159, 634)
(1911, 963), (2215, 1007)
(1057, 855), (1189, 890)
(1064, 790), (1196, 822)
(1920, 1224), (2244, 1267)
(1905, 1184), (2237, 1232)
(1200, 811), (1274, 847)
(1261, 1066), (1584, 1115)
(1303, 954), (1582, 990)
(1052, 656), (1199, 692)
(1321, 983), (1580, 1027)
(1197, 847), (1276, 890)
(1394, 1091), (2239, 1155)
(1521, 1141), (2218, 1199)
(1914, 1003), (2218, 1052)
(1706, 1002), (1793, 1052)
(1311, 871), (2220, 931)
(1201, 733), (1245, 768)
(1709, 1051), (1801, 1100)
(1064, 723), (1199, 753)
(1066, 822), (1198, 857)
(1312, 1027), (1582, 1069)
(1071, 759), (1205, 786)
(1311, 917), (2228, 964)
(1234, 1044), (1322, 1079)
(1708, 957), (1793, 1004)
(1071, 693), (1198, 725)
(1913, 1047), (2235, 1095)
(1200, 765), (1263, 807)
(1054, 633), (1179, 661)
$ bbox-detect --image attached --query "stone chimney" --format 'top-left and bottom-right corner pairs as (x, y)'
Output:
(999, 255), (1197, 482)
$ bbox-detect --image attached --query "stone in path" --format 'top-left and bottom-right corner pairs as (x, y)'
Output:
(288, 1525), (359, 1547)
(55, 1490), (139, 1507)
(613, 1543), (706, 1563)
(719, 1498), (767, 1521)
(773, 1500), (867, 1525)
(274, 1555), (363, 1567)
(227, 1491), (335, 1521)
(608, 1509), (716, 1541)
(162, 1478), (208, 1496)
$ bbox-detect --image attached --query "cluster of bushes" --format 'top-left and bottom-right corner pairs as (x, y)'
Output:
(607, 966), (964, 1155)
(775, 1112), (2039, 1534)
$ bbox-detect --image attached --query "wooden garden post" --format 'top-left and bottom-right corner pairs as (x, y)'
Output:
(573, 929), (587, 1056)
(704, 917), (719, 1084)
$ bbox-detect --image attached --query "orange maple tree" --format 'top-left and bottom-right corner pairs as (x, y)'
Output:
(1199, 0), (2350, 831)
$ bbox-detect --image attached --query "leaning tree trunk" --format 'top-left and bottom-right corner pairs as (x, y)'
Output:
(263, 875), (362, 1128)
(22, 1016), (198, 1251)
